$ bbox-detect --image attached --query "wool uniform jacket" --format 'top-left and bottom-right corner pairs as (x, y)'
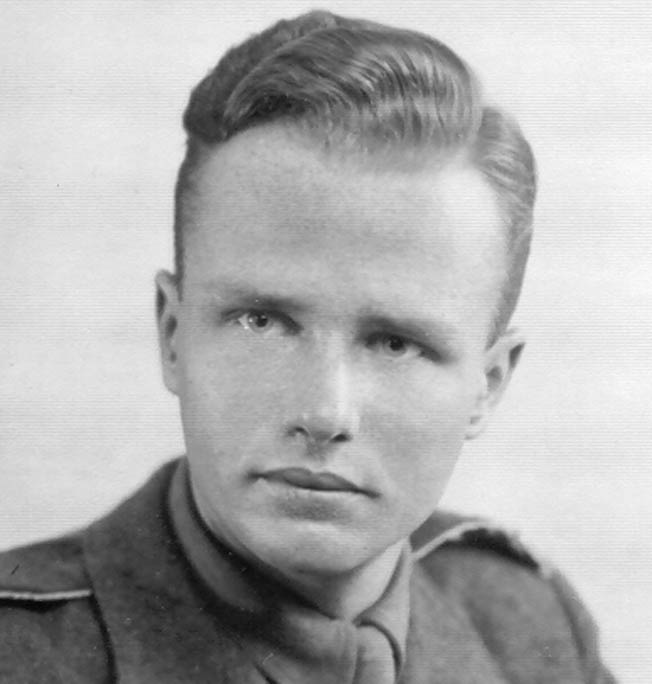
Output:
(0, 459), (616, 683)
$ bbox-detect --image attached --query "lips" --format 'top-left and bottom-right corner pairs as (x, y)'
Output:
(261, 467), (363, 493)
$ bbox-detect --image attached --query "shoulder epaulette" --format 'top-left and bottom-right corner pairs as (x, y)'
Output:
(0, 534), (92, 602)
(411, 512), (551, 577)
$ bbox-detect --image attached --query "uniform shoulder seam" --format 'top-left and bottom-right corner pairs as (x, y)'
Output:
(413, 520), (490, 560)
(413, 519), (552, 576)
(0, 588), (92, 602)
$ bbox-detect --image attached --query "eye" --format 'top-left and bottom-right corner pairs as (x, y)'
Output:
(235, 310), (282, 335)
(370, 333), (423, 360)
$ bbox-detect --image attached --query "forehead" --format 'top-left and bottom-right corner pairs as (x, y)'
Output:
(183, 125), (504, 337)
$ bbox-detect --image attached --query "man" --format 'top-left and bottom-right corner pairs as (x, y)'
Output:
(0, 9), (615, 683)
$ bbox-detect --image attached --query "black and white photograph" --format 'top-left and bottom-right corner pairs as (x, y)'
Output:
(1, 2), (650, 682)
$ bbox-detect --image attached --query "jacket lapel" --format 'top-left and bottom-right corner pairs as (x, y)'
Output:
(82, 461), (264, 684)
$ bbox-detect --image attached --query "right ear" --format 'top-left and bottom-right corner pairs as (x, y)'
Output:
(155, 270), (181, 396)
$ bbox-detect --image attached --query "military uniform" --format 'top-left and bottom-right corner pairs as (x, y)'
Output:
(0, 459), (616, 683)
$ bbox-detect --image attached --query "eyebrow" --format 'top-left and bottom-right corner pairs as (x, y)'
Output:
(202, 279), (310, 314)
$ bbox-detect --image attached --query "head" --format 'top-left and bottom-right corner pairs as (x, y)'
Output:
(156, 11), (536, 583)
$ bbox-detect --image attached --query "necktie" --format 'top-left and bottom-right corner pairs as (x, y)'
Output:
(354, 623), (397, 684)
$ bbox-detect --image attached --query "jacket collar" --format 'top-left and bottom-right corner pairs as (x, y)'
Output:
(83, 460), (257, 683)
(168, 458), (411, 683)
(81, 458), (519, 683)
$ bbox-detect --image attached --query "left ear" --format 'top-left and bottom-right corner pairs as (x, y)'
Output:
(155, 270), (182, 397)
(465, 328), (525, 440)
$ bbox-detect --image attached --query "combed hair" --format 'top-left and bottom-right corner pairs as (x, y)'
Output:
(175, 9), (536, 340)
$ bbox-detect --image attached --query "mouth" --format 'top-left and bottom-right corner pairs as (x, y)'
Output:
(260, 467), (365, 494)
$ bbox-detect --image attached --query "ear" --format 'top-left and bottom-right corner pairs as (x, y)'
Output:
(155, 270), (182, 396)
(465, 328), (525, 440)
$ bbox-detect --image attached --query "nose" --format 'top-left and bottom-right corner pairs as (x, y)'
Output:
(285, 349), (360, 447)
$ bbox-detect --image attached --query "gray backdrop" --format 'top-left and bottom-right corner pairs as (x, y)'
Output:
(2, 2), (650, 681)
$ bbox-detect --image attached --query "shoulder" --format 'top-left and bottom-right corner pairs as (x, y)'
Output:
(0, 532), (90, 601)
(411, 512), (616, 683)
(411, 512), (557, 636)
(411, 511), (546, 587)
(0, 461), (180, 683)
(0, 533), (111, 683)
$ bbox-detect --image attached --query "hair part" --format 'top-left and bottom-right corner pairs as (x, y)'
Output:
(174, 9), (536, 341)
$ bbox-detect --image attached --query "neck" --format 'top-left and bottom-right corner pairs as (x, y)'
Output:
(183, 466), (405, 620)
(276, 541), (405, 619)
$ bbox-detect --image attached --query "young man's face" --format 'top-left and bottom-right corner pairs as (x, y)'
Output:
(157, 125), (520, 580)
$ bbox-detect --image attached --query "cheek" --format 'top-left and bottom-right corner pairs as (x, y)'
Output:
(375, 414), (466, 497)
(177, 335), (286, 447)
(370, 366), (476, 438)
(368, 369), (476, 495)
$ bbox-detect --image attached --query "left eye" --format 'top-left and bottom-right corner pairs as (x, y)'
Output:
(235, 311), (281, 334)
(371, 334), (422, 359)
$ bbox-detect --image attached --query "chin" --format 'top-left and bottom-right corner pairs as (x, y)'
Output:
(255, 524), (380, 579)
(270, 550), (361, 581)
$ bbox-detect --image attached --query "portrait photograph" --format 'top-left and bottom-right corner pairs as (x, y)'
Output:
(1, 1), (650, 682)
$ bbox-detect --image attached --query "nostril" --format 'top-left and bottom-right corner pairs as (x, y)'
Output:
(288, 426), (309, 439)
(287, 424), (351, 444)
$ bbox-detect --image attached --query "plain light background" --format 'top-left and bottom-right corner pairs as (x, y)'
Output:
(2, 1), (650, 681)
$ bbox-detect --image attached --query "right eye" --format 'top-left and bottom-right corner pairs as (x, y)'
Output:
(233, 310), (295, 337)
(236, 311), (276, 333)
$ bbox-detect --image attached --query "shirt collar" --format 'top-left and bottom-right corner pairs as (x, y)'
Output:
(168, 457), (411, 682)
